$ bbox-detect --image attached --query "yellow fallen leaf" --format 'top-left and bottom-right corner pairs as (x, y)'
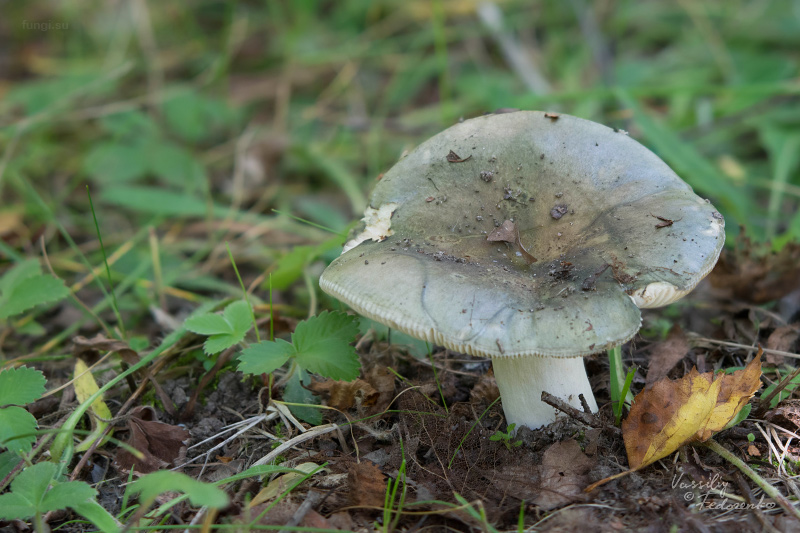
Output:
(74, 358), (113, 452)
(622, 351), (762, 471)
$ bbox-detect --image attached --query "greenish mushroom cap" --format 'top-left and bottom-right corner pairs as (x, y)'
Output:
(321, 111), (724, 359)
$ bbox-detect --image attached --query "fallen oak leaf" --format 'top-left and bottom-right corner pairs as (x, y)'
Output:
(586, 350), (761, 491)
(624, 350), (762, 470)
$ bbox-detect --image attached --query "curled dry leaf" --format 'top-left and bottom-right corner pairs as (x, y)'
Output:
(72, 334), (139, 365)
(623, 351), (762, 470)
(113, 406), (189, 475)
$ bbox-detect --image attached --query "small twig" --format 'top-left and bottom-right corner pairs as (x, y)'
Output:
(541, 391), (620, 435)
(278, 490), (322, 533)
(703, 438), (800, 521)
(579, 393), (592, 414)
(688, 335), (800, 360)
(733, 472), (782, 533)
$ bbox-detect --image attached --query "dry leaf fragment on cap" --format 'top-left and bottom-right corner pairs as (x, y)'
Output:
(487, 220), (516, 243)
(446, 150), (472, 163)
(622, 351), (762, 471)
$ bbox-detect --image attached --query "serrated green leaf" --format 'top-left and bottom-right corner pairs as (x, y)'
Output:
(0, 452), (21, 482)
(292, 311), (360, 381)
(0, 259), (41, 296)
(128, 470), (229, 509)
(0, 366), (47, 406)
(0, 462), (99, 521)
(0, 406), (38, 453)
(0, 275), (70, 320)
(203, 335), (239, 355)
(40, 480), (96, 512)
(185, 313), (232, 335)
(237, 339), (295, 376)
(0, 492), (33, 520)
(3, 461), (58, 517)
(284, 369), (322, 425)
(187, 301), (252, 355)
(224, 301), (253, 335)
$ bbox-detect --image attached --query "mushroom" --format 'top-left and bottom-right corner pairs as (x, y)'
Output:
(320, 111), (725, 430)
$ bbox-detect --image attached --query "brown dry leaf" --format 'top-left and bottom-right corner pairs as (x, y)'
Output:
(645, 325), (690, 385)
(364, 365), (395, 414)
(72, 334), (139, 365)
(765, 325), (799, 365)
(490, 464), (542, 501)
(113, 406), (189, 475)
(709, 233), (800, 303)
(446, 150), (472, 163)
(623, 352), (762, 470)
(307, 377), (377, 411)
(487, 220), (516, 243)
(248, 499), (331, 529)
(348, 460), (385, 508)
(533, 440), (594, 510)
(765, 399), (800, 429)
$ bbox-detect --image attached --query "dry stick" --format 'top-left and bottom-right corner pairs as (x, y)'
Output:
(579, 393), (592, 415)
(704, 438), (800, 521)
(734, 472), (783, 533)
(690, 336), (800, 360)
(278, 490), (322, 533)
(756, 365), (800, 414)
(541, 391), (620, 435)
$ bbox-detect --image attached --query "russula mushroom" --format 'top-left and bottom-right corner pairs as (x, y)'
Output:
(320, 111), (724, 430)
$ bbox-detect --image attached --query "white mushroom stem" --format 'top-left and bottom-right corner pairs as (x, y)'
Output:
(491, 356), (598, 431)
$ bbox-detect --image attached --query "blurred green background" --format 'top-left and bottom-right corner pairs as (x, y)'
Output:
(1, 0), (799, 320)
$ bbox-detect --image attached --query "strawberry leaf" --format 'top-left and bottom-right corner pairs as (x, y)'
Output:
(237, 339), (295, 376)
(0, 366), (47, 406)
(185, 300), (253, 355)
(292, 311), (360, 381)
